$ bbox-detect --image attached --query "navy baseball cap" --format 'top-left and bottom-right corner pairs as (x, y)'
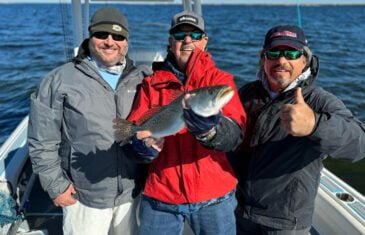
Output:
(263, 25), (308, 50)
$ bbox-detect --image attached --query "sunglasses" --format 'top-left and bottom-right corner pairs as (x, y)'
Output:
(92, 32), (126, 41)
(171, 31), (204, 41)
(265, 49), (303, 60)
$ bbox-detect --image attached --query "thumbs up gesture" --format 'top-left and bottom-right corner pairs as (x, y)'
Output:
(279, 87), (315, 136)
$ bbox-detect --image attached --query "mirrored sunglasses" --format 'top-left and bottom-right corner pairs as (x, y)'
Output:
(171, 31), (204, 41)
(92, 32), (126, 41)
(265, 49), (303, 60)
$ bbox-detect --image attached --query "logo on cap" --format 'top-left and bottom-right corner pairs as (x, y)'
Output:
(271, 31), (297, 39)
(177, 15), (198, 25)
(112, 24), (122, 32)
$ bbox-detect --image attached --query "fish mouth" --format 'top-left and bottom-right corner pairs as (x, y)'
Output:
(216, 86), (234, 108)
(218, 86), (234, 99)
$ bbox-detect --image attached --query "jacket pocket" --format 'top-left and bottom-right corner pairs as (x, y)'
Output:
(288, 178), (301, 214)
(253, 177), (299, 218)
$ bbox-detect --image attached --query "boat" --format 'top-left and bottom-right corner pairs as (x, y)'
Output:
(0, 0), (364, 234)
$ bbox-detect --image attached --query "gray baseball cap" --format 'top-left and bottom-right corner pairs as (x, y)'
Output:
(169, 11), (205, 33)
(88, 8), (129, 38)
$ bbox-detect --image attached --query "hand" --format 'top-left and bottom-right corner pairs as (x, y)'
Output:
(131, 131), (164, 161)
(182, 94), (221, 136)
(53, 184), (77, 207)
(280, 88), (315, 136)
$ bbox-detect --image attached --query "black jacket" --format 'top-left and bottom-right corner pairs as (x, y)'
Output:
(234, 56), (365, 229)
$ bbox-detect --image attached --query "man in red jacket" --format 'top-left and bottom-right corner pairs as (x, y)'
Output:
(127, 11), (246, 235)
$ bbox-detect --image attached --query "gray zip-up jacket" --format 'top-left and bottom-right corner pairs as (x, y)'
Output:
(234, 56), (365, 229)
(28, 39), (151, 208)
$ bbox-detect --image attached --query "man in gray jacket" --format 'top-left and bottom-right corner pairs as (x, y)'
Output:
(234, 25), (365, 235)
(28, 8), (150, 235)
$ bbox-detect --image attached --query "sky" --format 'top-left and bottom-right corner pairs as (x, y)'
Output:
(0, 0), (364, 4)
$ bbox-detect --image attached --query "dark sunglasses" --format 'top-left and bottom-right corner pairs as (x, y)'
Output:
(171, 31), (204, 41)
(265, 49), (303, 60)
(92, 32), (126, 41)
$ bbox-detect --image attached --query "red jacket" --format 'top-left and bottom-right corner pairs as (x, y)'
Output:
(128, 49), (246, 204)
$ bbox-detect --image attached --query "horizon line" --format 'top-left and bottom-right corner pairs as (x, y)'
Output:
(0, 1), (364, 5)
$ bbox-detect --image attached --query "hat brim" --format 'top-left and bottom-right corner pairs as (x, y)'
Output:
(265, 39), (305, 50)
(89, 24), (129, 38)
(169, 22), (205, 34)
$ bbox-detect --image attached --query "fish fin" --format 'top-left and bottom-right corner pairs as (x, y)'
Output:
(113, 117), (135, 146)
(135, 105), (165, 124)
(137, 90), (184, 124)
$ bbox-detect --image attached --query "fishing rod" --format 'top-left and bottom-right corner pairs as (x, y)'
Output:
(297, 0), (303, 28)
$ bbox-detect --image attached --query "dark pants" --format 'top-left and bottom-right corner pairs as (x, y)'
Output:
(235, 214), (311, 235)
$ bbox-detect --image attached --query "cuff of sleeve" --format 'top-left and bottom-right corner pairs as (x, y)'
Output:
(195, 126), (217, 142)
(47, 180), (71, 199)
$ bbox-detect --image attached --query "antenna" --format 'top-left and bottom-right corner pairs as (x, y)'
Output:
(183, 0), (202, 15)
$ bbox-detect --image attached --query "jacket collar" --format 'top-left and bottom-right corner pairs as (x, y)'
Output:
(150, 48), (213, 87)
(258, 55), (319, 99)
(164, 53), (187, 83)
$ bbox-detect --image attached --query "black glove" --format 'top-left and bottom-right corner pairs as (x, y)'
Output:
(130, 135), (159, 162)
(183, 108), (221, 136)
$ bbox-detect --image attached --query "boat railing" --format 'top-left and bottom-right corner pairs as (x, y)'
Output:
(0, 116), (29, 196)
(313, 168), (365, 234)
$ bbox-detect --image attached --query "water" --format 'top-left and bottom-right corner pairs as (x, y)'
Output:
(0, 3), (364, 192)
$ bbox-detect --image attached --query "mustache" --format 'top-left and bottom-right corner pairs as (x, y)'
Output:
(271, 64), (291, 71)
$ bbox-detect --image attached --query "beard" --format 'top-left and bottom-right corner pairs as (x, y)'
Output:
(175, 45), (195, 70)
(89, 42), (128, 67)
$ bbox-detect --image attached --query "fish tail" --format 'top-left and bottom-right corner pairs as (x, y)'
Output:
(113, 117), (136, 146)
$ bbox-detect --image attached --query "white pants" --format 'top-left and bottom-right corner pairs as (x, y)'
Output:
(63, 198), (139, 235)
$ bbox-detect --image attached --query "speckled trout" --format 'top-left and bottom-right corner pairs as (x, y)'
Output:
(113, 85), (234, 145)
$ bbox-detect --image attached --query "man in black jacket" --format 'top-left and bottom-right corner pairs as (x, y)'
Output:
(234, 25), (365, 235)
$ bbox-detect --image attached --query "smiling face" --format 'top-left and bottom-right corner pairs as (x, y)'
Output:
(168, 25), (208, 71)
(263, 46), (307, 93)
(88, 33), (129, 67)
